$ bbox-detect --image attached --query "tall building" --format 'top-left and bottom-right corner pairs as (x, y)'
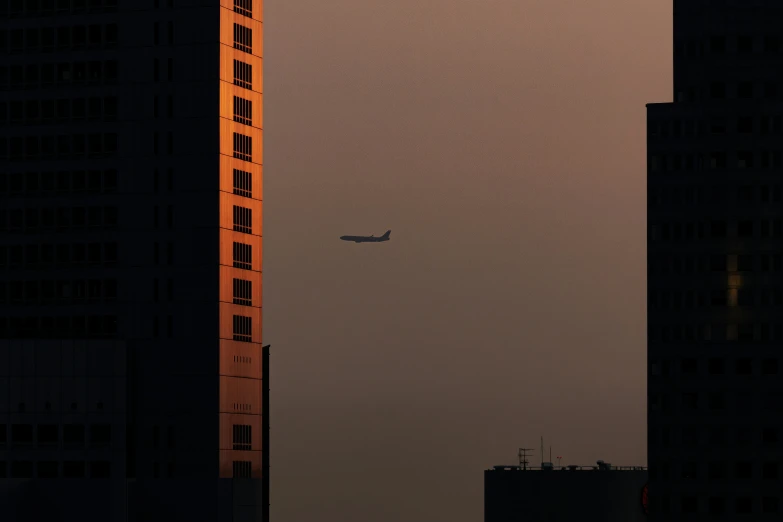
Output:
(0, 0), (267, 520)
(648, 1), (783, 519)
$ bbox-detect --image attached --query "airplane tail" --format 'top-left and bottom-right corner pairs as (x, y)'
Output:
(382, 230), (391, 239)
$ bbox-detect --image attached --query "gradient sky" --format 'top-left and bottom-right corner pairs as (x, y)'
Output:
(264, 1), (671, 521)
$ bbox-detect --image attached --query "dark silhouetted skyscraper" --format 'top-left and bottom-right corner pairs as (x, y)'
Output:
(648, 1), (783, 519)
(0, 1), (266, 520)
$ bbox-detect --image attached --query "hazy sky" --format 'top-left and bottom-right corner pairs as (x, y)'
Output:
(264, 1), (671, 521)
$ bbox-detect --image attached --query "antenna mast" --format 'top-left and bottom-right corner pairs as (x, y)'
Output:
(518, 448), (534, 470)
(540, 436), (544, 467)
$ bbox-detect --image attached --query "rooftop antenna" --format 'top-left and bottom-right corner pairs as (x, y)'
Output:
(549, 446), (552, 464)
(518, 448), (534, 470)
(540, 436), (544, 467)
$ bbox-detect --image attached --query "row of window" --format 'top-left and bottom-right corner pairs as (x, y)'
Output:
(233, 59), (252, 90)
(233, 460), (252, 478)
(0, 242), (118, 268)
(651, 392), (783, 415)
(650, 287), (783, 310)
(0, 423), (110, 446)
(650, 150), (783, 172)
(232, 424), (251, 450)
(0, 460), (112, 479)
(233, 168), (252, 198)
(651, 357), (779, 377)
(650, 495), (779, 516)
(649, 253), (781, 274)
(651, 220), (783, 241)
(152, 425), (176, 449)
(233, 23), (252, 54)
(233, 96), (252, 126)
(650, 323), (783, 344)
(9, 402), (107, 413)
(233, 278), (252, 306)
(152, 315), (174, 338)
(153, 206), (174, 228)
(0, 279), (118, 304)
(1, 206), (118, 232)
(153, 131), (174, 155)
(233, 205), (252, 234)
(0, 24), (118, 53)
(232, 315), (252, 342)
(649, 115), (783, 138)
(153, 95), (174, 119)
(152, 57), (174, 82)
(153, 21), (174, 46)
(0, 0), (118, 18)
(234, 0), (253, 18)
(233, 132), (252, 162)
(707, 80), (779, 101)
(153, 278), (173, 302)
(0, 169), (117, 195)
(650, 460), (783, 481)
(0, 315), (118, 338)
(152, 242), (174, 265)
(0, 60), (119, 90)
(1, 96), (118, 125)
(677, 35), (782, 57)
(1, 133), (119, 160)
(649, 184), (783, 207)
(233, 241), (252, 270)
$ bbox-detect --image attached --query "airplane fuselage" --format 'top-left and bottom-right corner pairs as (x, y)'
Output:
(340, 230), (391, 243)
(340, 236), (388, 243)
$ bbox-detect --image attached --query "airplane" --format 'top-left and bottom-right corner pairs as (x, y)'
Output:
(340, 230), (391, 243)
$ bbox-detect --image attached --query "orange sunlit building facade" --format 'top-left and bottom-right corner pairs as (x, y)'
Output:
(0, 0), (267, 520)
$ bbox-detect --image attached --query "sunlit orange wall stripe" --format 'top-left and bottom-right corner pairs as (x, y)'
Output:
(218, 0), (263, 479)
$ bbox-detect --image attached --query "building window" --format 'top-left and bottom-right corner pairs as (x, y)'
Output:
(37, 424), (58, 447)
(233, 59), (252, 89)
(233, 278), (252, 306)
(233, 96), (252, 126)
(233, 205), (252, 234)
(37, 461), (58, 478)
(12, 424), (33, 446)
(232, 460), (252, 478)
(762, 462), (779, 480)
(62, 461), (85, 478)
(763, 497), (780, 514)
(233, 169), (252, 198)
(708, 497), (725, 516)
(681, 496), (698, 514)
(233, 132), (252, 162)
(233, 315), (252, 342)
(232, 424), (252, 451)
(233, 242), (252, 270)
(233, 24), (252, 54)
(735, 497), (752, 514)
(11, 461), (33, 478)
(90, 424), (111, 447)
(737, 35), (753, 53)
(735, 461), (752, 479)
(234, 0), (252, 17)
(90, 461), (111, 478)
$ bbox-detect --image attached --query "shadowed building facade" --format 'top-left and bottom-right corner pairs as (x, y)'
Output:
(0, 0), (267, 520)
(648, 1), (783, 519)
